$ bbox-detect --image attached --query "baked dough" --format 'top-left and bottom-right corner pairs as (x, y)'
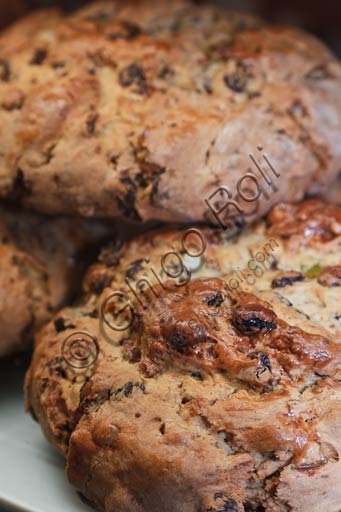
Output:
(0, 0), (340, 222)
(26, 199), (341, 511)
(0, 205), (109, 356)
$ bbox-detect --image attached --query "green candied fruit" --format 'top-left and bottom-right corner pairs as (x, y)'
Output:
(302, 263), (322, 279)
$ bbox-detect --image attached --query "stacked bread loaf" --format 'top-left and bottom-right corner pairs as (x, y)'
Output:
(0, 1), (340, 511)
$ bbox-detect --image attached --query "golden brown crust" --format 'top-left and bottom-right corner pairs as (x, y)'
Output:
(25, 199), (341, 511)
(0, 1), (340, 222)
(0, 205), (109, 356)
(268, 200), (341, 244)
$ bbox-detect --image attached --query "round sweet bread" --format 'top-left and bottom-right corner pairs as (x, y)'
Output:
(0, 205), (109, 356)
(26, 198), (341, 511)
(0, 0), (341, 222)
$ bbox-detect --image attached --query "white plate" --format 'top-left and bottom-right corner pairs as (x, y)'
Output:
(0, 360), (87, 512)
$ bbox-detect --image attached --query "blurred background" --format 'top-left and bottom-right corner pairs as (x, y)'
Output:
(0, 0), (340, 54)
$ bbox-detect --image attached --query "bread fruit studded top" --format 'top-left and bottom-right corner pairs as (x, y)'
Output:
(0, 0), (341, 222)
(26, 199), (341, 511)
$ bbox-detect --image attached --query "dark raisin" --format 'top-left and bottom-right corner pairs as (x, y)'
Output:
(99, 240), (124, 267)
(54, 175), (64, 189)
(119, 64), (142, 86)
(126, 258), (145, 280)
(168, 322), (209, 353)
(120, 176), (135, 186)
(305, 66), (332, 80)
(124, 23), (141, 39)
(54, 318), (76, 333)
(51, 61), (65, 69)
(203, 81), (213, 94)
(30, 49), (47, 65)
(232, 304), (277, 335)
(289, 100), (308, 118)
(90, 274), (112, 295)
(112, 381), (146, 399)
(252, 352), (272, 378)
(134, 172), (148, 187)
(0, 59), (10, 81)
(235, 317), (276, 334)
(116, 173), (143, 220)
(206, 40), (232, 61)
(223, 68), (247, 93)
(222, 500), (239, 512)
(82, 309), (99, 319)
(107, 21), (141, 41)
(259, 353), (271, 372)
(124, 382), (134, 397)
(85, 113), (98, 136)
(11, 169), (32, 199)
(204, 292), (225, 307)
(134, 157), (166, 188)
(119, 63), (147, 94)
(271, 272), (304, 289)
(169, 331), (189, 353)
(191, 371), (203, 381)
(130, 347), (141, 363)
(1, 96), (24, 111)
(62, 422), (73, 435)
(244, 504), (265, 512)
(151, 177), (161, 205)
(248, 91), (261, 99)
(206, 494), (239, 512)
(115, 189), (141, 221)
(81, 392), (110, 414)
(48, 357), (66, 378)
(110, 153), (119, 165)
(113, 386), (122, 398)
(158, 65), (175, 79)
(261, 384), (274, 394)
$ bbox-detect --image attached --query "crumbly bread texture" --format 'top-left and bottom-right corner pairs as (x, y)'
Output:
(0, 205), (109, 356)
(0, 0), (341, 222)
(26, 199), (341, 512)
(319, 172), (341, 205)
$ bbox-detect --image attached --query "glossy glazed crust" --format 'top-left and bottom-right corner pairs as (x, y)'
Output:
(0, 205), (109, 356)
(26, 199), (341, 511)
(0, 0), (341, 222)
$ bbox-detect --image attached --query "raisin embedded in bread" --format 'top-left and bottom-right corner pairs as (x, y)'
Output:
(0, 205), (109, 356)
(0, 0), (340, 223)
(25, 199), (341, 511)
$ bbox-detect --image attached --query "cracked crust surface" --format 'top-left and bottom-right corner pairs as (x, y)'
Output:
(1, 0), (341, 222)
(0, 205), (109, 356)
(26, 198), (341, 511)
